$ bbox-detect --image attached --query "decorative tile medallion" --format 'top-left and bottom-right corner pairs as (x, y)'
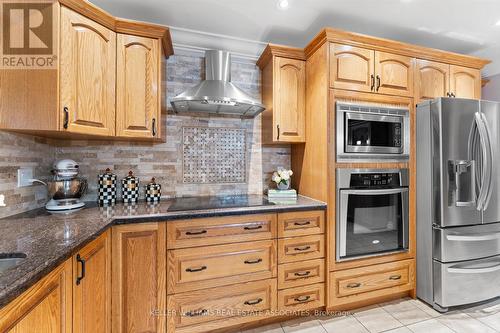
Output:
(182, 127), (246, 183)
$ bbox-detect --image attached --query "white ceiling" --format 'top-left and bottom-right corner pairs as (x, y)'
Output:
(90, 0), (500, 76)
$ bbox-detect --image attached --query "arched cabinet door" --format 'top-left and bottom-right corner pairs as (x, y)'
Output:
(60, 6), (116, 136)
(116, 35), (160, 138)
(330, 43), (375, 92)
(450, 65), (481, 99)
(415, 60), (450, 102)
(375, 51), (414, 97)
(275, 57), (305, 142)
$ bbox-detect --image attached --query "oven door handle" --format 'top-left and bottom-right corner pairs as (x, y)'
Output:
(341, 188), (408, 196)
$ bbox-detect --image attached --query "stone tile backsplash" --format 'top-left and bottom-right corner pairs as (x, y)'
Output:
(0, 52), (291, 218)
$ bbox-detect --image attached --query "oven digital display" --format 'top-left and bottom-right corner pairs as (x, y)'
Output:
(349, 173), (400, 188)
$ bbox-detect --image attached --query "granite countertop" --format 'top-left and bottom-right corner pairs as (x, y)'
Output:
(0, 195), (326, 308)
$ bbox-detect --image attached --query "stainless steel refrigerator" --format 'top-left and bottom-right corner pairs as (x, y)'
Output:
(417, 97), (500, 312)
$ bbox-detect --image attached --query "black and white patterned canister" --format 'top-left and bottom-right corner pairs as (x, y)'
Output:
(98, 168), (117, 205)
(145, 177), (161, 202)
(121, 171), (139, 203)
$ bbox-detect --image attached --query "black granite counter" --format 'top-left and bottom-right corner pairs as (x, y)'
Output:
(0, 195), (326, 308)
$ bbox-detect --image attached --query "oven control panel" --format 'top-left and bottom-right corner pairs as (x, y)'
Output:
(349, 173), (400, 188)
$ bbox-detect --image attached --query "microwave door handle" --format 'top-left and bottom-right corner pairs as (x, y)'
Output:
(342, 188), (408, 196)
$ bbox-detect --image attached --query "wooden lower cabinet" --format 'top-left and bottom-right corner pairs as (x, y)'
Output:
(112, 223), (167, 333)
(73, 230), (112, 333)
(278, 234), (324, 264)
(167, 279), (277, 333)
(277, 259), (325, 289)
(329, 259), (415, 309)
(0, 260), (72, 333)
(167, 240), (277, 294)
(278, 210), (325, 238)
(278, 283), (325, 312)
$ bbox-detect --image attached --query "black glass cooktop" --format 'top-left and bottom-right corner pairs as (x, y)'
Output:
(167, 195), (274, 212)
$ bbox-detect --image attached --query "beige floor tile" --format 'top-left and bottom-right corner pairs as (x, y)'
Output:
(353, 306), (403, 333)
(410, 299), (442, 318)
(477, 312), (500, 331)
(318, 314), (369, 333)
(437, 311), (496, 333)
(381, 298), (433, 325)
(281, 317), (327, 333)
(460, 298), (500, 319)
(241, 323), (285, 333)
(406, 318), (454, 333)
(384, 327), (412, 333)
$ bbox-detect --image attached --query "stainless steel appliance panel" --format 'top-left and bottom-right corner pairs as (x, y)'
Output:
(479, 100), (500, 224)
(433, 98), (481, 227)
(433, 223), (500, 262)
(433, 255), (500, 307)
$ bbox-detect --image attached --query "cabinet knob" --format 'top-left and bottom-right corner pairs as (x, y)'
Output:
(370, 74), (375, 91)
(185, 230), (207, 236)
(389, 274), (402, 280)
(346, 282), (361, 288)
(243, 225), (263, 231)
(244, 258), (263, 265)
(244, 298), (263, 306)
(294, 245), (311, 252)
(294, 295), (311, 303)
(185, 266), (207, 273)
(376, 75), (381, 91)
(294, 270), (311, 277)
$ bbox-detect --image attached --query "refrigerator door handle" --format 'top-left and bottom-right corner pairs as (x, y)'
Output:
(480, 112), (493, 210)
(474, 112), (492, 211)
(447, 262), (500, 274)
(446, 231), (500, 242)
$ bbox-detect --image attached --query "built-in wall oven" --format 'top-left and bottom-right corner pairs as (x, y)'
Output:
(336, 168), (409, 261)
(336, 102), (410, 162)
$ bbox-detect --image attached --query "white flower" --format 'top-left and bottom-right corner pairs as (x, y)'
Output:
(282, 173), (290, 181)
(272, 168), (293, 184)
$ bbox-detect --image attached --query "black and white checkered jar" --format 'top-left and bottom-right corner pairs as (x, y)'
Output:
(121, 171), (139, 203)
(145, 178), (161, 202)
(98, 168), (117, 205)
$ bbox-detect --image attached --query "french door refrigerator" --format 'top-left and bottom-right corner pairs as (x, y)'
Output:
(417, 98), (500, 312)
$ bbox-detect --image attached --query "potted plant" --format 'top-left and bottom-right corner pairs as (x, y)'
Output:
(271, 167), (293, 190)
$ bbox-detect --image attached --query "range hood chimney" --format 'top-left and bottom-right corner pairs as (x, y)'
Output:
(170, 50), (265, 117)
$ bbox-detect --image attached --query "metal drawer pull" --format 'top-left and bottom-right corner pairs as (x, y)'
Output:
(185, 230), (207, 236)
(244, 298), (263, 306)
(294, 221), (311, 226)
(185, 309), (207, 317)
(294, 245), (311, 251)
(346, 282), (361, 288)
(244, 225), (263, 231)
(76, 254), (85, 285)
(294, 295), (311, 302)
(244, 258), (263, 264)
(185, 266), (207, 273)
(370, 74), (375, 91)
(294, 270), (311, 277)
(389, 274), (402, 280)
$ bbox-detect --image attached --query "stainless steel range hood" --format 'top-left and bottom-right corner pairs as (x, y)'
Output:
(170, 50), (265, 117)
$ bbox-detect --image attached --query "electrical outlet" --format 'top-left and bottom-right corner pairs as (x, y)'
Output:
(17, 168), (34, 187)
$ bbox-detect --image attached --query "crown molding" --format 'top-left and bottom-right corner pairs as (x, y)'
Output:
(170, 26), (267, 63)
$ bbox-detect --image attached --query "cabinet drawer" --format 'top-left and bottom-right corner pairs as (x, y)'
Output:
(167, 214), (277, 249)
(167, 240), (277, 293)
(278, 259), (325, 289)
(167, 279), (277, 333)
(278, 211), (325, 238)
(278, 235), (325, 264)
(278, 283), (325, 312)
(330, 259), (414, 307)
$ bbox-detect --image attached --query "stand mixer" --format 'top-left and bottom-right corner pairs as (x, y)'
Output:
(36, 160), (88, 211)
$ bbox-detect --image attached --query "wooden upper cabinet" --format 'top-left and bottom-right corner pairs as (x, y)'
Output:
(60, 6), (116, 136)
(258, 45), (306, 144)
(415, 59), (450, 101)
(112, 223), (166, 333)
(73, 231), (111, 333)
(0, 260), (72, 333)
(450, 65), (481, 99)
(116, 34), (160, 138)
(374, 51), (414, 97)
(275, 57), (306, 142)
(330, 43), (374, 92)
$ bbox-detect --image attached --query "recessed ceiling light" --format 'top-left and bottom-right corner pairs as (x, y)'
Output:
(277, 0), (289, 10)
(496, 20), (500, 26)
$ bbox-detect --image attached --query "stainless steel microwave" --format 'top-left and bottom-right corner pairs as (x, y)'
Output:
(336, 102), (410, 162)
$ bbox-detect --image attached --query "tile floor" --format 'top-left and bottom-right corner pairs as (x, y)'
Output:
(240, 297), (500, 333)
